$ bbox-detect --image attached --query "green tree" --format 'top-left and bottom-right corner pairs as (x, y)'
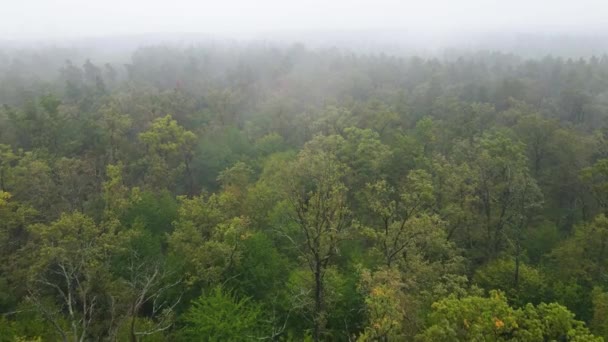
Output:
(138, 115), (196, 193)
(417, 291), (601, 341)
(0, 191), (37, 311)
(458, 131), (543, 261)
(550, 214), (608, 284)
(473, 258), (548, 307)
(178, 287), (268, 341)
(0, 144), (18, 192)
(102, 163), (141, 221)
(513, 113), (559, 177)
(357, 267), (407, 341)
(23, 212), (130, 341)
(363, 169), (443, 267)
(167, 193), (249, 287)
(591, 287), (608, 339)
(582, 159), (608, 215)
(98, 104), (132, 163)
(53, 157), (98, 214)
(281, 140), (352, 341)
(10, 152), (58, 218)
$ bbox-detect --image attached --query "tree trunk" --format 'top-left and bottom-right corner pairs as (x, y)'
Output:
(130, 304), (137, 342)
(313, 260), (324, 342)
(514, 241), (520, 289)
(184, 156), (194, 196)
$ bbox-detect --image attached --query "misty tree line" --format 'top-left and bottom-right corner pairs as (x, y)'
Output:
(2, 43), (608, 340)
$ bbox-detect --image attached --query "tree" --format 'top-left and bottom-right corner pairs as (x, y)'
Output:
(167, 193), (249, 287)
(102, 163), (140, 221)
(98, 104), (132, 164)
(0, 190), (9, 206)
(591, 287), (608, 339)
(560, 87), (591, 124)
(473, 258), (548, 307)
(110, 243), (180, 342)
(0, 144), (18, 192)
(431, 156), (478, 246)
(101, 166), (180, 341)
(513, 113), (559, 177)
(53, 157), (98, 214)
(417, 291), (601, 341)
(60, 60), (84, 101)
(312, 106), (355, 136)
(10, 152), (58, 219)
(360, 169), (466, 339)
(178, 287), (268, 341)
(281, 140), (352, 341)
(23, 212), (129, 342)
(581, 158), (608, 215)
(0, 191), (37, 311)
(357, 268), (407, 341)
(339, 127), (392, 193)
(138, 115), (196, 193)
(458, 131), (543, 261)
(363, 169), (437, 268)
(550, 214), (608, 284)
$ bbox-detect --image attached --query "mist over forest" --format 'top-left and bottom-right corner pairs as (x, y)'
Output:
(3, 1), (608, 340)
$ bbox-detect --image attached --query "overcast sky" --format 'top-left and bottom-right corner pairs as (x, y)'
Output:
(1, 0), (607, 40)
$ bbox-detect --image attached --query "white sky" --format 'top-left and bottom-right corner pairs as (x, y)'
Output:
(1, 0), (607, 39)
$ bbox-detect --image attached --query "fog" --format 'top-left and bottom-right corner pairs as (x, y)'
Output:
(1, 0), (608, 62)
(5, 2), (608, 340)
(2, 0), (608, 39)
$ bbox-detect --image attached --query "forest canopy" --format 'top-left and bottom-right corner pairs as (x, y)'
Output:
(2, 41), (608, 341)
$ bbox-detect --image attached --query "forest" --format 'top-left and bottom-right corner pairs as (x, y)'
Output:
(2, 43), (608, 341)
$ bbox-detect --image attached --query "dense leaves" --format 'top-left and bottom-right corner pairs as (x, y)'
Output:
(1, 43), (608, 340)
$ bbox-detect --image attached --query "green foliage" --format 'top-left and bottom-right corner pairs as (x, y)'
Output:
(168, 193), (250, 286)
(230, 232), (290, 301)
(592, 287), (608, 339)
(23, 212), (132, 340)
(98, 104), (132, 163)
(179, 287), (268, 341)
(357, 267), (409, 341)
(0, 308), (60, 342)
(550, 214), (608, 283)
(138, 115), (196, 192)
(473, 258), (549, 307)
(453, 130), (543, 260)
(194, 126), (253, 190)
(254, 132), (286, 157)
(582, 159), (608, 213)
(4, 43), (608, 341)
(417, 291), (601, 341)
(123, 190), (178, 235)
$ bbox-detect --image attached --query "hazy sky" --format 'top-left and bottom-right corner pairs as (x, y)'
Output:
(1, 0), (607, 39)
